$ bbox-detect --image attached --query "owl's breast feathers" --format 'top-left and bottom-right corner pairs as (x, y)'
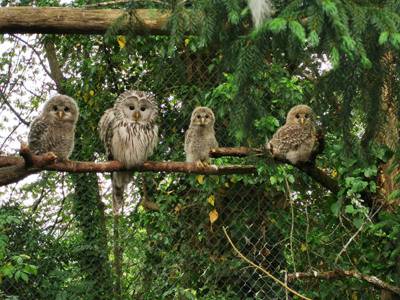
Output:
(111, 120), (158, 167)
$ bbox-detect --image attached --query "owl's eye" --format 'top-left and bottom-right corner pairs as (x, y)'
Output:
(295, 113), (300, 118)
(129, 105), (135, 110)
(197, 115), (201, 119)
(305, 114), (309, 119)
(64, 107), (70, 112)
(53, 105), (58, 111)
(140, 107), (146, 111)
(205, 115), (209, 118)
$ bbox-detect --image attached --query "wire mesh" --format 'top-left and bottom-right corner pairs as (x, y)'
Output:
(0, 32), (388, 300)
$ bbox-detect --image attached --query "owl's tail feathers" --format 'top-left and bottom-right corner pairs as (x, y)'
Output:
(112, 172), (131, 215)
(248, 0), (275, 28)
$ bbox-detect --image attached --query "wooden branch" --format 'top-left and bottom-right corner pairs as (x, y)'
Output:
(0, 148), (256, 186)
(0, 7), (170, 35)
(0, 146), (340, 194)
(287, 270), (400, 295)
(211, 147), (340, 194)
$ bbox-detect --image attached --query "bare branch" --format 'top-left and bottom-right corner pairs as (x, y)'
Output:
(287, 270), (400, 295)
(223, 226), (312, 300)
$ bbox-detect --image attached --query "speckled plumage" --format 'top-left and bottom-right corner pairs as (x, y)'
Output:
(98, 90), (158, 214)
(267, 105), (317, 165)
(28, 95), (79, 160)
(185, 107), (218, 164)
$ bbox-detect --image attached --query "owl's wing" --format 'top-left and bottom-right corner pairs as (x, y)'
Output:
(28, 116), (49, 154)
(184, 128), (191, 153)
(98, 108), (116, 160)
(270, 124), (310, 152)
(210, 131), (218, 149)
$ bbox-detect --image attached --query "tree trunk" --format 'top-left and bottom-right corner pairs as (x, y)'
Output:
(376, 51), (400, 300)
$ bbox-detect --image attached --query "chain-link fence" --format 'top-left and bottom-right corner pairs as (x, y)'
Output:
(0, 26), (391, 300)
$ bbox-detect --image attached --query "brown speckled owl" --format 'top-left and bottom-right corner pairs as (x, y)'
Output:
(266, 105), (317, 165)
(98, 90), (158, 215)
(184, 107), (218, 166)
(28, 94), (79, 160)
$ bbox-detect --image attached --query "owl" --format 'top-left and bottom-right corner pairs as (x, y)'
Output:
(184, 107), (218, 167)
(266, 105), (317, 165)
(98, 90), (158, 215)
(28, 94), (79, 160)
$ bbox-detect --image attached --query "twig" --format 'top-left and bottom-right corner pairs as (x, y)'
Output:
(334, 204), (383, 264)
(222, 227), (312, 300)
(287, 270), (400, 295)
(284, 177), (297, 273)
(10, 34), (53, 80)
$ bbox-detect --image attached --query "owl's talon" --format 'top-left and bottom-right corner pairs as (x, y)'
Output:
(195, 161), (205, 168)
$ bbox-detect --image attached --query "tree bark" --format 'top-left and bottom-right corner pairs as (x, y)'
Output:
(0, 7), (170, 35)
(287, 270), (400, 295)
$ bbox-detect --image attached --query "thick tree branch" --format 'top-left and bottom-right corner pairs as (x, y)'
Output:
(287, 270), (400, 295)
(0, 147), (256, 186)
(0, 7), (170, 35)
(44, 41), (66, 93)
(211, 147), (339, 194)
(0, 146), (339, 193)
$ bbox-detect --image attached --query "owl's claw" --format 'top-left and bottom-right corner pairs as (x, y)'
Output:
(195, 160), (205, 168)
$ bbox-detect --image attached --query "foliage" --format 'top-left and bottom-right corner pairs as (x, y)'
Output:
(0, 0), (400, 299)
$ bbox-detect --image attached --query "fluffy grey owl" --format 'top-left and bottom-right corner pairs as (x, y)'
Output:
(98, 90), (158, 215)
(185, 107), (218, 166)
(28, 94), (79, 160)
(266, 105), (317, 165)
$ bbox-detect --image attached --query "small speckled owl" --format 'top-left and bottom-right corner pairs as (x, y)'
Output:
(98, 90), (158, 215)
(266, 104), (317, 165)
(185, 107), (218, 166)
(28, 94), (79, 160)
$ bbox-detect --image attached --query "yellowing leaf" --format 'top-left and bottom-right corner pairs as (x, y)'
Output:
(207, 195), (215, 206)
(184, 38), (190, 46)
(117, 35), (126, 48)
(224, 182), (229, 188)
(300, 243), (308, 252)
(209, 209), (219, 224)
(174, 204), (182, 213)
(196, 175), (205, 185)
(89, 90), (94, 96)
(331, 169), (338, 178)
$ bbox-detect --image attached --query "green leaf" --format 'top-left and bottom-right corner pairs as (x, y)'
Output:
(353, 218), (363, 229)
(390, 33), (400, 49)
(289, 21), (306, 44)
(378, 31), (389, 45)
(388, 190), (400, 201)
(308, 30), (320, 47)
(20, 272), (29, 283)
(363, 166), (377, 178)
(330, 47), (339, 68)
(345, 205), (355, 214)
(330, 200), (341, 217)
(321, 0), (338, 16)
(267, 18), (287, 33)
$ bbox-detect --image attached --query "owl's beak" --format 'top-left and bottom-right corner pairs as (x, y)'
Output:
(300, 117), (305, 125)
(200, 117), (206, 125)
(132, 111), (141, 121)
(57, 111), (64, 119)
